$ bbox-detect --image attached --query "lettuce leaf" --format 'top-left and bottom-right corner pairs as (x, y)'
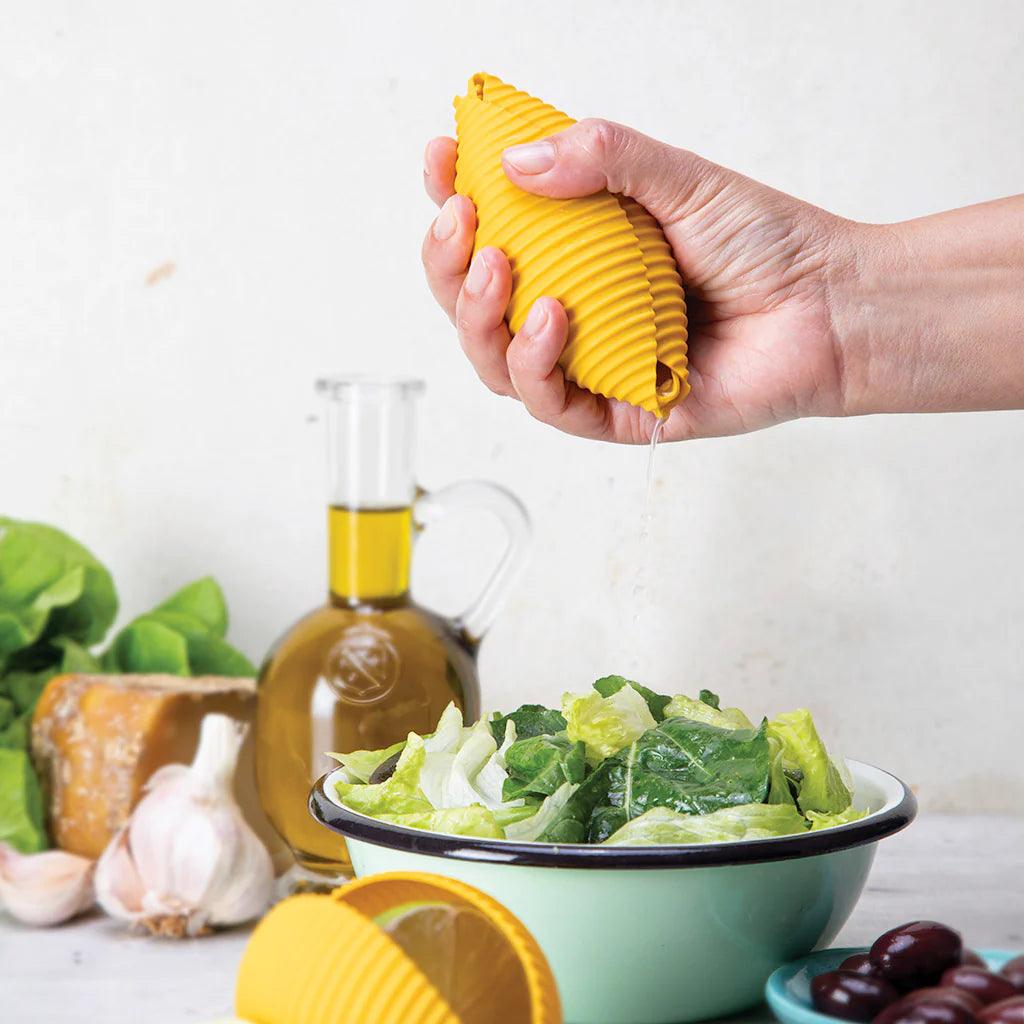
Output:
(333, 707), (526, 826)
(563, 685), (657, 765)
(329, 739), (407, 784)
(592, 675), (672, 719)
(807, 806), (868, 830)
(334, 735), (432, 817)
(767, 734), (797, 806)
(663, 694), (754, 731)
(602, 802), (809, 846)
(380, 805), (503, 839)
(101, 577), (254, 677)
(767, 709), (852, 814)
(505, 782), (579, 842)
(419, 716), (508, 810)
(0, 748), (47, 852)
(0, 519), (117, 670)
(493, 799), (541, 829)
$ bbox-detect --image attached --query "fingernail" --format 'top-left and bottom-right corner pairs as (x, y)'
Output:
(432, 198), (457, 241)
(463, 251), (492, 296)
(522, 301), (550, 336)
(503, 141), (556, 174)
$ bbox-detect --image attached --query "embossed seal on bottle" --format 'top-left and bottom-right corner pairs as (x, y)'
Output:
(324, 623), (401, 705)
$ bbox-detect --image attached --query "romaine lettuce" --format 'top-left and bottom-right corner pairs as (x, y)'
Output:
(505, 782), (579, 842)
(563, 685), (656, 764)
(592, 675), (672, 719)
(663, 694), (754, 731)
(767, 709), (852, 814)
(334, 735), (433, 817)
(767, 734), (797, 806)
(806, 807), (868, 830)
(380, 805), (503, 838)
(329, 740), (408, 784)
(602, 802), (809, 846)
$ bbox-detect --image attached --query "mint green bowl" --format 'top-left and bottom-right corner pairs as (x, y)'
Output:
(311, 760), (914, 1024)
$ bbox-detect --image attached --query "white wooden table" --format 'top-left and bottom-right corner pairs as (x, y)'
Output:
(3, 813), (1021, 1023)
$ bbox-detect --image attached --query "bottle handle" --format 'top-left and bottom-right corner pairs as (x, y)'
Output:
(413, 481), (531, 642)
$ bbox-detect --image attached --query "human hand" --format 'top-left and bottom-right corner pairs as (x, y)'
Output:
(422, 119), (857, 444)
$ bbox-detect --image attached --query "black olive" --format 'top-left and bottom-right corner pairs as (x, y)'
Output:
(942, 966), (1018, 1006)
(870, 921), (963, 988)
(368, 751), (402, 784)
(810, 969), (899, 1021)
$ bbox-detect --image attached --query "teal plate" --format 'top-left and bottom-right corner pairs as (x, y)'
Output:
(765, 947), (1019, 1023)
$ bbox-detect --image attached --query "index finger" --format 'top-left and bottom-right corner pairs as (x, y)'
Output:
(423, 137), (458, 207)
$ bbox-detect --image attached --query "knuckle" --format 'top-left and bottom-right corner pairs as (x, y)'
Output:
(576, 118), (623, 161)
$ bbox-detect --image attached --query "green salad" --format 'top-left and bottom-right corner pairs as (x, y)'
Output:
(329, 676), (867, 846)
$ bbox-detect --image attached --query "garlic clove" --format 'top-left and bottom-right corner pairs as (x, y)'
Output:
(0, 842), (95, 927)
(94, 826), (146, 920)
(204, 804), (274, 927)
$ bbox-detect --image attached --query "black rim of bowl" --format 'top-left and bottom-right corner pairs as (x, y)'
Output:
(308, 762), (917, 870)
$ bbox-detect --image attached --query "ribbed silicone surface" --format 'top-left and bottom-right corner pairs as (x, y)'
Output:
(339, 872), (562, 1024)
(235, 894), (458, 1024)
(454, 72), (688, 416)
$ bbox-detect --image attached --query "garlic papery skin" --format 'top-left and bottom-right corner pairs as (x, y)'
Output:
(94, 713), (274, 938)
(0, 843), (95, 927)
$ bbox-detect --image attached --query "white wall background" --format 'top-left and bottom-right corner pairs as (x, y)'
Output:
(3, 1), (1022, 812)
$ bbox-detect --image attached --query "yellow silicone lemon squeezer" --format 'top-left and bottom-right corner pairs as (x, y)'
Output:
(453, 72), (689, 417)
(235, 872), (562, 1024)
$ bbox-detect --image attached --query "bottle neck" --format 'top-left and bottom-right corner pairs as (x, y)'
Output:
(328, 505), (413, 604)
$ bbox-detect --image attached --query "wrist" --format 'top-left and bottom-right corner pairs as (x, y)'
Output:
(824, 219), (910, 418)
(827, 198), (1024, 418)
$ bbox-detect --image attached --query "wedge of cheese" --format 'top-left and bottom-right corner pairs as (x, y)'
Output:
(31, 673), (287, 870)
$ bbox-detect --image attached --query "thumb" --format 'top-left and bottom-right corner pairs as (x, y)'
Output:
(501, 118), (727, 224)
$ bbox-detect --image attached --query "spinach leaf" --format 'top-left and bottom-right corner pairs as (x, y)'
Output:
(574, 717), (771, 843)
(698, 689), (720, 709)
(593, 675), (672, 720)
(489, 704), (566, 743)
(501, 732), (586, 800)
(537, 763), (616, 843)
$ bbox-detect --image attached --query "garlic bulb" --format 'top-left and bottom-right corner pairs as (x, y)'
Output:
(95, 713), (273, 937)
(0, 843), (95, 926)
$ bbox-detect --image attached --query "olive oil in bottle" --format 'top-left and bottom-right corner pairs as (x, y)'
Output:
(255, 377), (528, 879)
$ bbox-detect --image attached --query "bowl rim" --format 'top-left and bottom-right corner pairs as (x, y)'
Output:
(308, 759), (917, 870)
